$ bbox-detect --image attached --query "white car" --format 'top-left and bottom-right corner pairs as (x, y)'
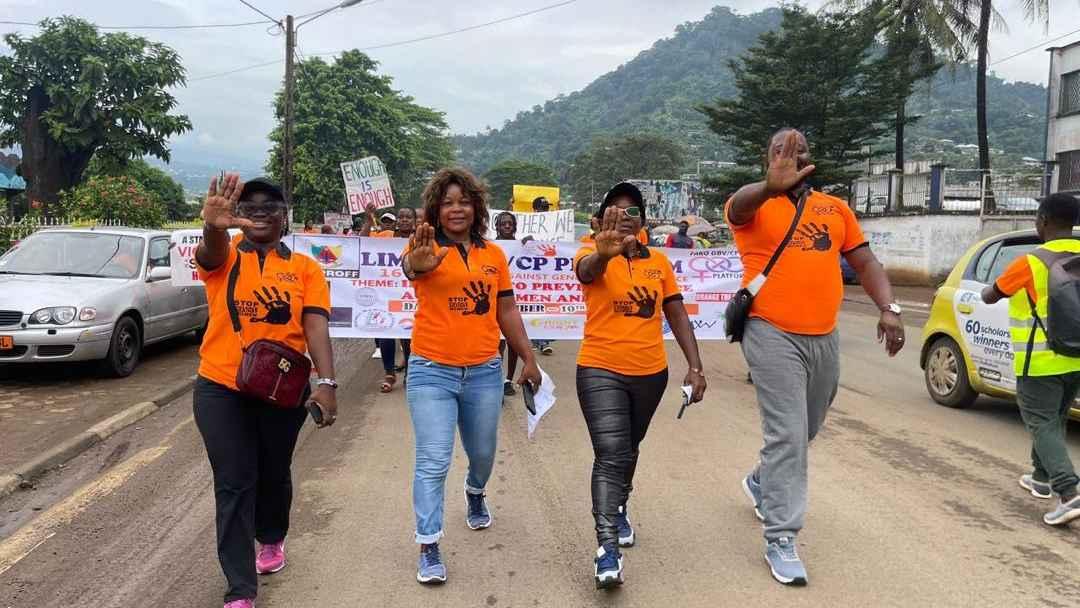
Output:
(0, 227), (208, 376)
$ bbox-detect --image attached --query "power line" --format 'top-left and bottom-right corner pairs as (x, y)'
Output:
(237, 0), (281, 26)
(188, 0), (577, 83)
(343, 0), (577, 52)
(991, 26), (1080, 66)
(296, 0), (388, 20)
(0, 18), (271, 30)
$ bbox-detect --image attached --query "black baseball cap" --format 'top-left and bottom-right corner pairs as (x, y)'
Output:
(598, 182), (646, 220)
(239, 177), (285, 204)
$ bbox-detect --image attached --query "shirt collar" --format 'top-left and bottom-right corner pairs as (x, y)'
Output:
(237, 238), (292, 260)
(626, 243), (651, 259)
(435, 229), (486, 248)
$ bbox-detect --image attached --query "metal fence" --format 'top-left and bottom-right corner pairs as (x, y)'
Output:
(850, 168), (1047, 217)
(0, 217), (202, 253)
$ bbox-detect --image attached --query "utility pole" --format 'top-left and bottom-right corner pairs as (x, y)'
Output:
(283, 14), (296, 208)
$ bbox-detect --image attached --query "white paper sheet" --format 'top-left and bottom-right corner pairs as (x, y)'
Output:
(527, 367), (556, 439)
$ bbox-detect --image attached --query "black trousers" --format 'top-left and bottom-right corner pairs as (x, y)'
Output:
(193, 377), (308, 602)
(377, 338), (411, 374)
(576, 366), (668, 547)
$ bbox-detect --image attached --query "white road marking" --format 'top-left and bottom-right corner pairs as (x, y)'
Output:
(0, 446), (168, 576)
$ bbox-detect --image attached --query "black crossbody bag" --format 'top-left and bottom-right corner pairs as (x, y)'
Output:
(724, 189), (809, 343)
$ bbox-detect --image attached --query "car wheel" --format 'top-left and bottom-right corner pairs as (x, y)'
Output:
(101, 316), (142, 378)
(924, 337), (977, 409)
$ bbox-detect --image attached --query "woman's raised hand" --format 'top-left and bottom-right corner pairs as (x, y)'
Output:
(201, 173), (253, 231)
(407, 223), (450, 274)
(593, 206), (636, 260)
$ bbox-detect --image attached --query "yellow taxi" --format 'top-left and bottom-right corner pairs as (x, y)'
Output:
(920, 228), (1080, 419)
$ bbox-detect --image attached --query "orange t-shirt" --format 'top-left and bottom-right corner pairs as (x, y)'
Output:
(995, 257), (1037, 303)
(371, 230), (394, 238)
(406, 234), (514, 367)
(574, 245), (681, 376)
(726, 190), (866, 335)
(197, 236), (331, 390)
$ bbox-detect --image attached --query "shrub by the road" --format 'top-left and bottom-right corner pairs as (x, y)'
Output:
(60, 175), (166, 228)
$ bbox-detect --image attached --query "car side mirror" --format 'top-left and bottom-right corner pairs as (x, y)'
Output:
(147, 266), (172, 282)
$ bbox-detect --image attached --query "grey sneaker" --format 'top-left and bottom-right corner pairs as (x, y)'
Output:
(416, 543), (447, 584)
(1043, 495), (1080, 526)
(765, 537), (807, 586)
(465, 489), (492, 530)
(742, 473), (764, 522)
(1019, 474), (1052, 499)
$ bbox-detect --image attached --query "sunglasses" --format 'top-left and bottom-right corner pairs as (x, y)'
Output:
(237, 201), (286, 217)
(619, 206), (642, 218)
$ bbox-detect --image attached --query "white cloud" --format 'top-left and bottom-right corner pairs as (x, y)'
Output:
(0, 0), (1074, 164)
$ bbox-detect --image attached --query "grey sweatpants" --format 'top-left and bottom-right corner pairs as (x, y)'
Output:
(742, 318), (839, 541)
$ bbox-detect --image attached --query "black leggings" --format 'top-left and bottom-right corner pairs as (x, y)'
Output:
(576, 366), (668, 547)
(193, 377), (308, 603)
(377, 338), (411, 374)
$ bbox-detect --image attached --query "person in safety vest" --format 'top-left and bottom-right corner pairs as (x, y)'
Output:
(982, 192), (1080, 526)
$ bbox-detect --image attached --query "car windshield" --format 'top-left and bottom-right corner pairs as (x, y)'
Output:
(0, 232), (145, 279)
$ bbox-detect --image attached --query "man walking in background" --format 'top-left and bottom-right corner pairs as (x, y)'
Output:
(981, 192), (1080, 526)
(530, 196), (555, 356)
(665, 221), (695, 249)
(726, 129), (904, 586)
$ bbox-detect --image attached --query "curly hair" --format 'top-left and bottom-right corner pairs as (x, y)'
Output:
(421, 167), (490, 242)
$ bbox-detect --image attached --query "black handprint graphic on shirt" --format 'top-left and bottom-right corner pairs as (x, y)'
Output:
(251, 286), (292, 325)
(462, 281), (492, 316)
(797, 222), (832, 251)
(625, 286), (658, 319)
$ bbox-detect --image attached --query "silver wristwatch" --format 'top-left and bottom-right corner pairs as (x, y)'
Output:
(316, 378), (339, 389)
(881, 303), (902, 315)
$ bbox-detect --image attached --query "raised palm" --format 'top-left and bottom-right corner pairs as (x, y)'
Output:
(407, 223), (450, 274)
(765, 131), (816, 196)
(594, 206), (637, 260)
(201, 173), (253, 230)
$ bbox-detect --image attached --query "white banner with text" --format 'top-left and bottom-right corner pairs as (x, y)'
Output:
(486, 208), (575, 242)
(171, 233), (743, 339)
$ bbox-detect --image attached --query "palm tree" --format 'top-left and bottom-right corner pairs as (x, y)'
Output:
(829, 0), (977, 207)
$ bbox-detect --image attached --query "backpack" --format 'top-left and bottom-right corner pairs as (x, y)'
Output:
(1030, 248), (1080, 357)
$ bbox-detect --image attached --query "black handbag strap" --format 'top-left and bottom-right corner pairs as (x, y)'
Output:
(225, 253), (246, 341)
(763, 189), (809, 276)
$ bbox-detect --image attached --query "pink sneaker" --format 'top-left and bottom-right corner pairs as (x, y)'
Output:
(256, 540), (286, 575)
(224, 600), (254, 608)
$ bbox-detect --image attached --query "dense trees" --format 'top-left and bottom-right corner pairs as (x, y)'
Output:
(699, 8), (906, 187)
(0, 18), (190, 209)
(483, 160), (557, 209)
(568, 135), (686, 206)
(267, 51), (453, 221)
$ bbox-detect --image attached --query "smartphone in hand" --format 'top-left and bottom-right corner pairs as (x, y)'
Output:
(522, 382), (537, 415)
(677, 385), (692, 419)
(306, 400), (326, 426)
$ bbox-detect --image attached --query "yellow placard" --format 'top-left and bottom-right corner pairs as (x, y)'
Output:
(511, 185), (559, 213)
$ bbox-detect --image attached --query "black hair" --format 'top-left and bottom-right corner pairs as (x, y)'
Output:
(495, 211), (517, 229)
(1039, 193), (1080, 229)
(763, 127), (800, 166)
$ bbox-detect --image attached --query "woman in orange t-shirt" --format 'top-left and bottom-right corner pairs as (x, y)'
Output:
(574, 182), (706, 588)
(400, 168), (540, 584)
(193, 174), (337, 608)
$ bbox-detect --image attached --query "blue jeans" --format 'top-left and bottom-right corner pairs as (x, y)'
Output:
(406, 354), (504, 544)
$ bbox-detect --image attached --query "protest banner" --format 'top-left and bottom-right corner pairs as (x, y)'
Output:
(486, 208), (574, 242)
(323, 212), (351, 233)
(170, 229), (241, 286)
(341, 156), (394, 214)
(511, 185), (559, 213)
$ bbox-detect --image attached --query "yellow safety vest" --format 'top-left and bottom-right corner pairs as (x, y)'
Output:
(1009, 239), (1080, 377)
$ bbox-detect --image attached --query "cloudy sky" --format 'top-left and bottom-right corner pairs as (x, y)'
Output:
(1, 0), (1077, 165)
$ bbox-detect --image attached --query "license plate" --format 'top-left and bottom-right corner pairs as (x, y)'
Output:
(0, 336), (12, 350)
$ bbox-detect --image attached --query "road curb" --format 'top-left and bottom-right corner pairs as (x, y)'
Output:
(0, 374), (197, 501)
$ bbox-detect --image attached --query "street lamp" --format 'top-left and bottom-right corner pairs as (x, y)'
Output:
(283, 0), (365, 206)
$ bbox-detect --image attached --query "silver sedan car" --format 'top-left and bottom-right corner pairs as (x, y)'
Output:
(0, 227), (208, 376)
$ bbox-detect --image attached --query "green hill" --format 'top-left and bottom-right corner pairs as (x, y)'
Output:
(454, 6), (1047, 175)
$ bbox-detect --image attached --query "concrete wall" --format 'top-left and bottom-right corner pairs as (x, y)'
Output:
(1047, 43), (1080, 193)
(860, 215), (981, 285)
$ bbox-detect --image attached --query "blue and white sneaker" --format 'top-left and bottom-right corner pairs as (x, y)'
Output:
(594, 544), (624, 589)
(1019, 474), (1053, 499)
(615, 504), (635, 547)
(742, 473), (764, 522)
(1043, 495), (1080, 526)
(465, 489), (493, 530)
(765, 537), (807, 586)
(416, 543), (447, 584)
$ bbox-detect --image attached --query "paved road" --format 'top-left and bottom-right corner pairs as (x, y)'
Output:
(0, 338), (199, 472)
(2, 306), (1079, 608)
